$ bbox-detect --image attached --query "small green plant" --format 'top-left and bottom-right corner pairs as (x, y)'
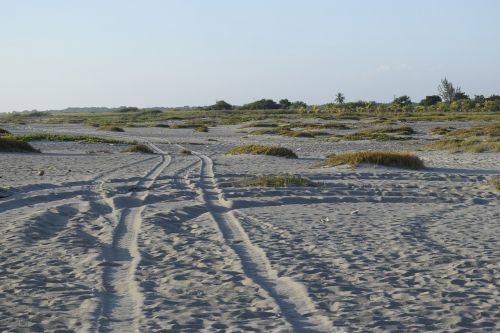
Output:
(491, 177), (500, 191)
(195, 126), (208, 132)
(429, 127), (452, 135)
(239, 174), (318, 187)
(227, 144), (298, 158)
(0, 137), (40, 153)
(97, 125), (125, 132)
(0, 128), (10, 135)
(180, 148), (192, 155)
(125, 144), (154, 154)
(239, 121), (280, 128)
(315, 151), (425, 170)
(3, 133), (126, 144)
(424, 138), (500, 153)
(342, 125), (415, 141)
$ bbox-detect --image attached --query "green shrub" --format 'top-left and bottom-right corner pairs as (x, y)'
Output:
(97, 125), (125, 132)
(239, 175), (318, 187)
(429, 127), (452, 135)
(424, 138), (500, 153)
(3, 133), (126, 144)
(343, 125), (414, 141)
(180, 148), (192, 155)
(125, 144), (154, 154)
(316, 151), (425, 169)
(227, 144), (298, 158)
(0, 137), (40, 153)
(195, 126), (208, 132)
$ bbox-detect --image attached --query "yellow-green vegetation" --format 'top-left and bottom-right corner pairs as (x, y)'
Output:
(170, 120), (216, 129)
(125, 144), (154, 154)
(316, 151), (425, 170)
(343, 125), (415, 141)
(2, 133), (126, 144)
(425, 138), (500, 153)
(444, 123), (500, 138)
(239, 174), (318, 187)
(429, 126), (453, 135)
(195, 125), (209, 132)
(180, 148), (192, 155)
(425, 123), (500, 152)
(491, 177), (500, 191)
(239, 121), (280, 128)
(0, 137), (40, 153)
(0, 128), (10, 135)
(154, 123), (170, 128)
(97, 125), (125, 132)
(248, 127), (324, 138)
(227, 144), (298, 158)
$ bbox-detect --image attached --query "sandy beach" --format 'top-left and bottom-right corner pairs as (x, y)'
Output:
(0, 122), (499, 332)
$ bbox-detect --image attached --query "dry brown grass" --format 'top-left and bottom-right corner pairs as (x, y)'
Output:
(226, 144), (298, 158)
(315, 150), (425, 169)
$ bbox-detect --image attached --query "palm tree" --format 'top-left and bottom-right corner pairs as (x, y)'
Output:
(335, 92), (345, 104)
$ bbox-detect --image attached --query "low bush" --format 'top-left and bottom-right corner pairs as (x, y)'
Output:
(424, 138), (500, 153)
(3, 133), (126, 144)
(239, 174), (318, 187)
(180, 148), (192, 155)
(97, 125), (125, 132)
(125, 144), (154, 154)
(226, 144), (298, 158)
(0, 137), (40, 153)
(316, 151), (425, 169)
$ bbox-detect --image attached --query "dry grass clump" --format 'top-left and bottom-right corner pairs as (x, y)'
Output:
(227, 144), (298, 158)
(239, 174), (318, 187)
(0, 128), (11, 135)
(170, 120), (216, 129)
(240, 121), (280, 128)
(491, 177), (500, 191)
(97, 125), (125, 132)
(429, 127), (453, 135)
(343, 125), (415, 141)
(445, 123), (500, 138)
(0, 137), (40, 153)
(425, 138), (500, 153)
(195, 125), (208, 132)
(125, 144), (154, 154)
(180, 148), (192, 155)
(316, 151), (425, 170)
(154, 123), (170, 128)
(3, 133), (125, 144)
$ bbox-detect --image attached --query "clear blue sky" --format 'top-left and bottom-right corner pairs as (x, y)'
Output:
(1, 0), (499, 111)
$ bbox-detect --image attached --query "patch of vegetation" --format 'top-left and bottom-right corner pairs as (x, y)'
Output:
(180, 148), (192, 155)
(429, 127), (453, 135)
(125, 144), (154, 154)
(239, 174), (318, 187)
(342, 125), (415, 141)
(444, 123), (500, 138)
(316, 151), (425, 170)
(0, 137), (40, 153)
(227, 144), (298, 158)
(195, 126), (209, 132)
(239, 121), (280, 128)
(0, 128), (11, 135)
(3, 133), (126, 144)
(154, 123), (170, 128)
(491, 177), (500, 191)
(97, 125), (125, 132)
(170, 120), (216, 129)
(424, 138), (500, 153)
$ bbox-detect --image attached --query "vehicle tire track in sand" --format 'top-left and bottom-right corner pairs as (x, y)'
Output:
(191, 151), (337, 333)
(96, 143), (171, 333)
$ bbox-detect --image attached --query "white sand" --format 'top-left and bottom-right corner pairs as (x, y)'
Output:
(0, 122), (499, 332)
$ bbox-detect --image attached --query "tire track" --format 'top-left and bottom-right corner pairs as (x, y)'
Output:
(95, 143), (172, 332)
(190, 151), (337, 333)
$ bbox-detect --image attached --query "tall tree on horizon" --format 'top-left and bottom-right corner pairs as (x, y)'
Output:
(438, 78), (462, 102)
(335, 92), (345, 104)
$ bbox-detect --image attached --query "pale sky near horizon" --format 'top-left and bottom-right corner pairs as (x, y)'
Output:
(1, 0), (499, 112)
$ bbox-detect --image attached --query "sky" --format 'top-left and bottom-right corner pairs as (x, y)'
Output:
(1, 0), (500, 112)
